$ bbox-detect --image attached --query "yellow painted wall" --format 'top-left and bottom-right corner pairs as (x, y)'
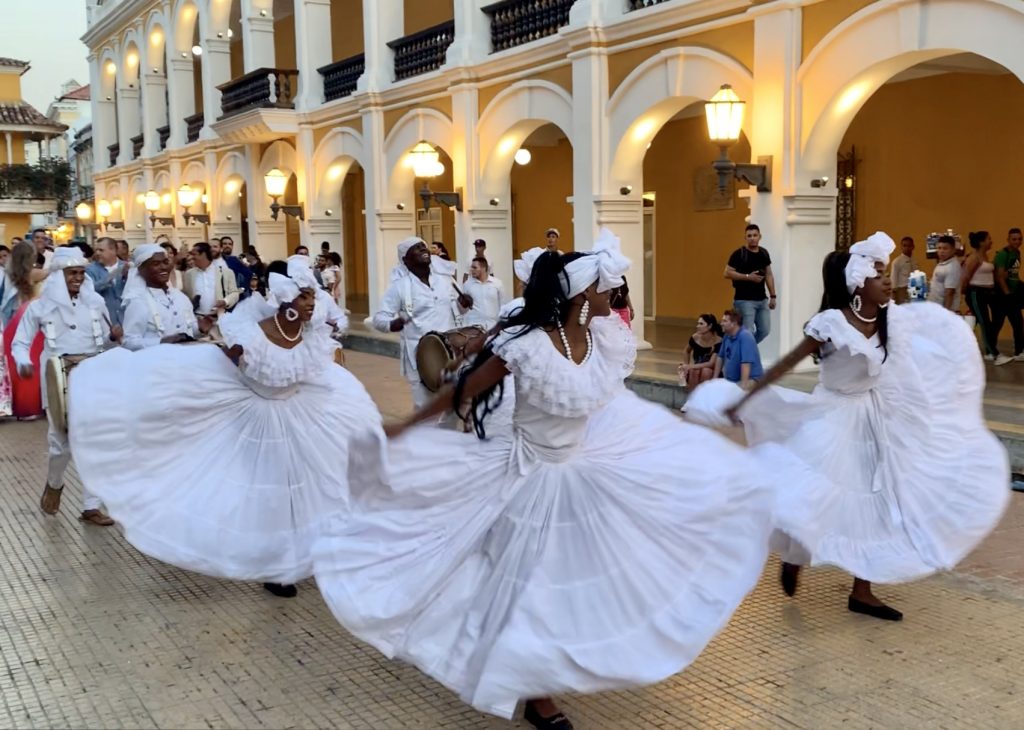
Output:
(801, 0), (878, 61)
(0, 73), (22, 102)
(0, 213), (32, 242)
(510, 138), (574, 256)
(9, 132), (27, 163)
(330, 0), (364, 61)
(274, 14), (297, 69)
(642, 114), (751, 321)
(403, 0), (453, 36)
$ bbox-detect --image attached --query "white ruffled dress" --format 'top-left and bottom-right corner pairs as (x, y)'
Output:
(312, 315), (784, 719)
(67, 318), (386, 584)
(689, 302), (1010, 583)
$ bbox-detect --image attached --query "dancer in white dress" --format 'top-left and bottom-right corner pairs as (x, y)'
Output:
(313, 231), (790, 728)
(688, 232), (1010, 620)
(68, 271), (386, 598)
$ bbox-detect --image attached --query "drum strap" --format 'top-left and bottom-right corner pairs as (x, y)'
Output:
(43, 309), (104, 350)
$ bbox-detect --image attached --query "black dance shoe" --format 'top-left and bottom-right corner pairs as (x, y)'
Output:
(847, 596), (902, 621)
(780, 562), (800, 597)
(524, 702), (574, 729)
(263, 582), (298, 598)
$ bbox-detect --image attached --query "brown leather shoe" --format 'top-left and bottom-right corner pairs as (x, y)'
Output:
(40, 485), (63, 515)
(79, 510), (114, 527)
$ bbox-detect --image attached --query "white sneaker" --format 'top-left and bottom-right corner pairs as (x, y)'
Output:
(994, 354), (1013, 366)
(1015, 353), (1024, 362)
(984, 354), (995, 362)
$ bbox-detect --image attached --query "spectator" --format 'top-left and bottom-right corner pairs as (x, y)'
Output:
(321, 240), (331, 254)
(993, 227), (1023, 360)
(322, 252), (343, 306)
(962, 231), (1010, 365)
(116, 240), (131, 262)
(0, 245), (9, 270)
(431, 241), (451, 260)
(294, 244), (310, 257)
(714, 308), (763, 389)
(459, 256), (505, 330)
(183, 242), (240, 318)
(545, 228), (560, 253)
(927, 235), (961, 311)
(85, 237), (129, 326)
(70, 240), (94, 260)
(31, 229), (52, 269)
(219, 236), (250, 291)
(608, 276), (634, 326)
(678, 314), (723, 390)
(723, 223), (776, 343)
(890, 236), (916, 304)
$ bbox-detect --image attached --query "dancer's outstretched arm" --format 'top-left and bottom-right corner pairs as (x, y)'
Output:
(386, 356), (509, 437)
(727, 336), (820, 419)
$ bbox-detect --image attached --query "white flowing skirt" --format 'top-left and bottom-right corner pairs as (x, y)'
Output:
(313, 390), (797, 719)
(68, 343), (386, 584)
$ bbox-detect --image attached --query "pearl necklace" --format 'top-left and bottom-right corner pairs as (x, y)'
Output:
(557, 323), (593, 365)
(849, 308), (877, 324)
(273, 314), (302, 343)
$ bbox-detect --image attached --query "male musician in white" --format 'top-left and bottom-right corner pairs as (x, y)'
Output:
(459, 256), (507, 330)
(122, 244), (210, 350)
(12, 247), (120, 526)
(372, 237), (463, 408)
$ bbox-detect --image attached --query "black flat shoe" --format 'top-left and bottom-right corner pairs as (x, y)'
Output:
(524, 702), (573, 729)
(848, 596), (902, 621)
(780, 562), (800, 597)
(263, 582), (298, 598)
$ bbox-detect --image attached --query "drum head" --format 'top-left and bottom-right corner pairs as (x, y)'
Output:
(44, 357), (68, 433)
(416, 332), (454, 393)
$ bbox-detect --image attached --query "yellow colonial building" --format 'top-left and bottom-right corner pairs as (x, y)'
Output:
(83, 0), (1024, 359)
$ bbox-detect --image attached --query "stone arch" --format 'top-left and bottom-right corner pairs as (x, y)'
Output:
(172, 0), (201, 53)
(151, 171), (173, 217)
(477, 80), (575, 196)
(144, 11), (170, 71)
(383, 108), (455, 202)
(98, 47), (120, 99)
(310, 127), (366, 215)
(799, 0), (1024, 176)
(181, 160), (207, 186)
(607, 46), (753, 188)
(125, 175), (146, 229)
(120, 31), (143, 88)
(207, 0), (233, 34)
(214, 150), (247, 219)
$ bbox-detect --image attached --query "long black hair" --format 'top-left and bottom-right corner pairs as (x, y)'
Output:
(454, 251), (586, 438)
(697, 312), (724, 337)
(819, 250), (888, 360)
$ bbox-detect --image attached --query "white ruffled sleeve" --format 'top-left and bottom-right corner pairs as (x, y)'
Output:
(222, 319), (329, 387)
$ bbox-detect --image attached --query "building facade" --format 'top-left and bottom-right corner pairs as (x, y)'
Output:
(82, 0), (1024, 360)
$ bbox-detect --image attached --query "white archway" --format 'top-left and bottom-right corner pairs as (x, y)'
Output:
(126, 175), (145, 229)
(144, 11), (169, 71)
(477, 81), (575, 196)
(799, 0), (1024, 175)
(309, 126), (366, 215)
(383, 108), (455, 202)
(607, 46), (753, 188)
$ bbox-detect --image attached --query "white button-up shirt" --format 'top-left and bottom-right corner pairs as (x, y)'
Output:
(193, 267), (217, 315)
(122, 287), (197, 351)
(372, 271), (457, 377)
(461, 277), (506, 330)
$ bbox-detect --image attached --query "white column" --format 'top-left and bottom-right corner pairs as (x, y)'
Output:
(358, 0), (403, 92)
(295, 126), (316, 245)
(245, 142), (288, 260)
(449, 84), (480, 277)
(568, 0), (626, 27)
(241, 0), (276, 72)
(446, 0), (491, 67)
(116, 86), (140, 165)
(293, 0), (332, 109)
(200, 36), (232, 136)
(166, 57), (195, 148)
(140, 71), (167, 156)
(310, 216), (344, 303)
(4, 133), (11, 165)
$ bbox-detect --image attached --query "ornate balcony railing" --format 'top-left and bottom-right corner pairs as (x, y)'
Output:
(185, 112), (204, 143)
(107, 143), (119, 167)
(318, 53), (365, 102)
(629, 0), (671, 9)
(157, 124), (170, 151)
(388, 21), (455, 81)
(130, 133), (144, 159)
(218, 68), (299, 119)
(482, 0), (576, 52)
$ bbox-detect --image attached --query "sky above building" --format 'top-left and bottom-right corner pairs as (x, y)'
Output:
(6, 0), (90, 112)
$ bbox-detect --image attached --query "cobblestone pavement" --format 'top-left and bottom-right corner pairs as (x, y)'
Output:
(1, 350), (1022, 729)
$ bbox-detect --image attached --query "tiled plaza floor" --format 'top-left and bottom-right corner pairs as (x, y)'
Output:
(0, 350), (1021, 729)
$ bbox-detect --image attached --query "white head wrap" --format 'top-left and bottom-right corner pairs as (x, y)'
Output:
(389, 236), (440, 283)
(562, 228), (631, 299)
(39, 247), (105, 326)
(513, 247), (545, 284)
(122, 244), (166, 303)
(397, 236), (423, 262)
(845, 231), (895, 294)
(286, 254), (319, 290)
(267, 273), (301, 307)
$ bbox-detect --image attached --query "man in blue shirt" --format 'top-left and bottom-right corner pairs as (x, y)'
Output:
(85, 237), (128, 326)
(714, 308), (764, 388)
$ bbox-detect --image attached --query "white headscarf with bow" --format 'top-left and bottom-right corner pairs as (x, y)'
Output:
(845, 231), (895, 294)
(38, 247), (105, 326)
(286, 254), (320, 290)
(122, 243), (165, 304)
(514, 247), (545, 284)
(267, 273), (302, 308)
(562, 228), (631, 299)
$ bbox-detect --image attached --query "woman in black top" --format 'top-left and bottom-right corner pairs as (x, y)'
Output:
(679, 313), (723, 390)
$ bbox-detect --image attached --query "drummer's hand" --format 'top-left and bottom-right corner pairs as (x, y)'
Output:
(17, 363), (34, 380)
(389, 317), (406, 332)
(160, 333), (187, 344)
(383, 421), (408, 439)
(197, 315), (214, 334)
(221, 344), (243, 362)
(457, 294), (473, 309)
(110, 325), (124, 343)
(724, 405), (741, 425)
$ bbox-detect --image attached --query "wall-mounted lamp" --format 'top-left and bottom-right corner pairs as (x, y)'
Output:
(264, 168), (304, 221)
(810, 177), (830, 188)
(75, 202), (92, 223)
(410, 141), (462, 211)
(177, 184), (210, 225)
(489, 198), (500, 206)
(324, 209), (333, 216)
(619, 185), (633, 196)
(705, 84), (771, 193)
(396, 203), (406, 211)
(145, 189), (175, 227)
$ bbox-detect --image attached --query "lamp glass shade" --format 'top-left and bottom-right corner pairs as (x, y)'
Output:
(75, 202), (92, 221)
(144, 190), (161, 211)
(96, 199), (113, 219)
(264, 168), (288, 197)
(705, 84), (745, 143)
(410, 141), (441, 178)
(177, 184), (199, 209)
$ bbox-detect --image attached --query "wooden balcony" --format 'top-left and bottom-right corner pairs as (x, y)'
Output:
(482, 0), (576, 53)
(185, 112), (204, 143)
(388, 21), (455, 81)
(218, 68), (299, 119)
(629, 0), (671, 9)
(319, 53), (365, 102)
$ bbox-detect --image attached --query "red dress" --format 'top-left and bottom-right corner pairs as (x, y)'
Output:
(3, 301), (44, 418)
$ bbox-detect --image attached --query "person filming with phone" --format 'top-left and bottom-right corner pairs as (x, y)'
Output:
(723, 223), (777, 344)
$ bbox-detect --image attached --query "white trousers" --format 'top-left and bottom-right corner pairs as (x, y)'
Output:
(46, 413), (101, 511)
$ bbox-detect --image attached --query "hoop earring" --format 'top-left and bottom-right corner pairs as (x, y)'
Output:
(284, 307), (300, 322)
(851, 294), (863, 313)
(578, 299), (591, 326)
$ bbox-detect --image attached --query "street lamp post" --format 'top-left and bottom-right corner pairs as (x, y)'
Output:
(264, 168), (304, 221)
(409, 141), (461, 211)
(704, 84), (772, 193)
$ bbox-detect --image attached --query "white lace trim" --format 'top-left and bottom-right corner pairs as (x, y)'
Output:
(493, 315), (635, 417)
(804, 309), (890, 377)
(221, 318), (331, 388)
